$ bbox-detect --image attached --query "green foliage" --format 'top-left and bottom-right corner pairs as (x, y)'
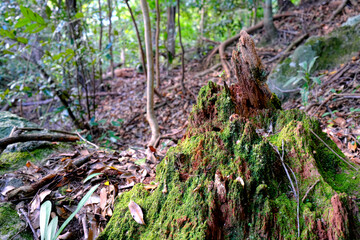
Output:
(284, 56), (321, 105)
(39, 184), (99, 240)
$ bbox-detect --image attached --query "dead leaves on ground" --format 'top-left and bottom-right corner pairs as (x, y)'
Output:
(0, 145), (159, 239)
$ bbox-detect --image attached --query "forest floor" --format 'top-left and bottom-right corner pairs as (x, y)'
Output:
(3, 1), (360, 239)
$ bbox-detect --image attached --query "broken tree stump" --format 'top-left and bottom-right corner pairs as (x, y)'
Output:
(98, 31), (359, 240)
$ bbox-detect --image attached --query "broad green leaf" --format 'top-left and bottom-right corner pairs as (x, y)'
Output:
(40, 201), (52, 240)
(15, 18), (31, 28)
(75, 12), (84, 19)
(308, 56), (319, 72)
(20, 6), (29, 18)
(47, 216), (58, 240)
(45, 5), (52, 18)
(54, 184), (100, 240)
(17, 37), (28, 44)
(3, 50), (14, 55)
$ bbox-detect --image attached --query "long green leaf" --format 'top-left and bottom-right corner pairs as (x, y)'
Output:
(40, 201), (52, 240)
(47, 216), (58, 240)
(53, 184), (100, 240)
(83, 173), (103, 183)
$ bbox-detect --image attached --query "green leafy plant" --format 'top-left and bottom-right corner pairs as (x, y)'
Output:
(39, 184), (99, 240)
(284, 56), (321, 105)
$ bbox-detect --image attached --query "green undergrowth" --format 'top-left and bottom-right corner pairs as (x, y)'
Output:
(0, 143), (71, 174)
(99, 82), (359, 239)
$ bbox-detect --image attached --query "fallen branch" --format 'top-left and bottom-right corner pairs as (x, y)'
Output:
(278, 33), (309, 63)
(194, 63), (222, 78)
(330, 0), (348, 21)
(7, 153), (93, 200)
(0, 134), (79, 153)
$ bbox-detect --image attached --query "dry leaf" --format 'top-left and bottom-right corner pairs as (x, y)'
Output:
(100, 188), (107, 210)
(128, 200), (145, 225)
(143, 183), (159, 190)
(333, 117), (346, 127)
(348, 141), (357, 152)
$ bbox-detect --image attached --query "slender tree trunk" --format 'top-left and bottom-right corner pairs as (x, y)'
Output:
(107, 0), (115, 79)
(263, 0), (278, 42)
(277, 0), (294, 12)
(199, 0), (206, 47)
(125, 0), (147, 78)
(177, 0), (186, 93)
(155, 0), (161, 88)
(98, 0), (103, 88)
(166, 4), (176, 68)
(140, 0), (160, 147)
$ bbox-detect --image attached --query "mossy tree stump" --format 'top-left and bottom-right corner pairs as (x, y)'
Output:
(98, 31), (359, 240)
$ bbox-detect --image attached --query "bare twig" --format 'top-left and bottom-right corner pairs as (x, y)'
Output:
(19, 208), (37, 239)
(272, 140), (300, 238)
(309, 128), (358, 171)
(76, 132), (100, 149)
(302, 179), (320, 202)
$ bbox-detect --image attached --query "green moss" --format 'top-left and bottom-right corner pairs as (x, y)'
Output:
(99, 84), (360, 239)
(0, 203), (32, 240)
(0, 143), (71, 174)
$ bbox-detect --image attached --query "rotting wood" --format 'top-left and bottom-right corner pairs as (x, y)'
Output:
(204, 12), (295, 71)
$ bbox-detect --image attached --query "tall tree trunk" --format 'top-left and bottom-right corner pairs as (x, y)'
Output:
(98, 0), (104, 88)
(107, 0), (115, 79)
(125, 0), (147, 78)
(140, 0), (160, 147)
(199, 0), (206, 47)
(277, 0), (294, 12)
(177, 0), (186, 93)
(155, 0), (161, 88)
(166, 4), (176, 68)
(263, 0), (278, 42)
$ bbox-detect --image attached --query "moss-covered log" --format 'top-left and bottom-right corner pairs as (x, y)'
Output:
(98, 31), (359, 240)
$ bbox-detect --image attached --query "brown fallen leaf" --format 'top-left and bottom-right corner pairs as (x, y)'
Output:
(333, 117), (346, 128)
(128, 200), (145, 225)
(100, 187), (107, 211)
(348, 141), (357, 152)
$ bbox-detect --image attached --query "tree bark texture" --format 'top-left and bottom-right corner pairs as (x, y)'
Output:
(107, 0), (115, 79)
(155, 0), (161, 88)
(166, 3), (176, 66)
(125, 0), (147, 77)
(263, 0), (278, 42)
(140, 0), (160, 147)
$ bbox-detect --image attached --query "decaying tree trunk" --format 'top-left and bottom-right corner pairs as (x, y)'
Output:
(98, 31), (360, 240)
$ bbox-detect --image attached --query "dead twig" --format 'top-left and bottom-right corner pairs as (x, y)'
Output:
(154, 121), (188, 148)
(271, 140), (300, 239)
(19, 208), (37, 239)
(309, 128), (358, 171)
(76, 132), (100, 149)
(302, 179), (320, 202)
